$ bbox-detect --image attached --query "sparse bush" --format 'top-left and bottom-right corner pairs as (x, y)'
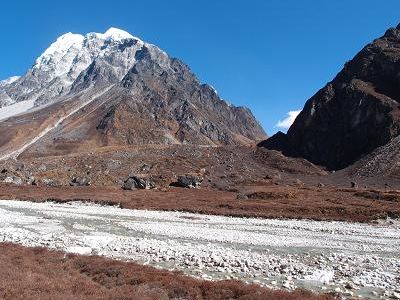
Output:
(0, 243), (334, 300)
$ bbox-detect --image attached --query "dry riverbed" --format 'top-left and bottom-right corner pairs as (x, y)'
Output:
(0, 200), (399, 299)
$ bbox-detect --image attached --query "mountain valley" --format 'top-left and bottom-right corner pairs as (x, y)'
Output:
(0, 24), (400, 300)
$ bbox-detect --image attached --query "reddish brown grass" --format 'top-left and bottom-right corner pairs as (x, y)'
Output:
(0, 183), (399, 222)
(0, 243), (334, 300)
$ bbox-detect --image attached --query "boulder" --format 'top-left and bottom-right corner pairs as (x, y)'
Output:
(42, 178), (62, 187)
(27, 176), (36, 185)
(3, 176), (23, 185)
(37, 164), (47, 172)
(123, 176), (155, 190)
(176, 175), (203, 188)
(70, 176), (91, 187)
(293, 178), (303, 186)
(15, 162), (25, 171)
(236, 193), (248, 200)
(140, 164), (151, 172)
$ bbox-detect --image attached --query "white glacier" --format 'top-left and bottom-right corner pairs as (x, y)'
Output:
(0, 99), (35, 122)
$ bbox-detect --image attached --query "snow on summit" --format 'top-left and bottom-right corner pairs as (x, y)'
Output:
(0, 76), (20, 85)
(96, 27), (135, 41)
(30, 27), (140, 83)
(34, 28), (137, 73)
(36, 32), (85, 63)
(0, 27), (142, 120)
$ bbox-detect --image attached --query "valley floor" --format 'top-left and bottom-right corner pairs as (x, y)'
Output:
(0, 184), (399, 222)
(0, 199), (399, 299)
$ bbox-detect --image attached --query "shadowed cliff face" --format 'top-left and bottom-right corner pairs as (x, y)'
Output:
(260, 23), (400, 170)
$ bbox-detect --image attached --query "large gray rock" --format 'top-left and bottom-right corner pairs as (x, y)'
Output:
(176, 175), (203, 188)
(15, 162), (24, 171)
(123, 176), (155, 190)
(42, 178), (62, 187)
(37, 164), (47, 172)
(70, 176), (91, 187)
(3, 176), (23, 185)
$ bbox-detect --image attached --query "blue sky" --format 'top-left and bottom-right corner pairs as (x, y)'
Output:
(0, 1), (399, 134)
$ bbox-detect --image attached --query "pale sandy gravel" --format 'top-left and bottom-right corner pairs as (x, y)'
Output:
(0, 200), (399, 299)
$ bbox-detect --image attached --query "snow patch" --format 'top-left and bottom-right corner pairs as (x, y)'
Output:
(90, 27), (137, 42)
(310, 103), (316, 116)
(0, 99), (35, 121)
(0, 76), (20, 85)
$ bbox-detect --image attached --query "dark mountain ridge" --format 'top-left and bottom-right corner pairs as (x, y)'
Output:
(260, 23), (400, 170)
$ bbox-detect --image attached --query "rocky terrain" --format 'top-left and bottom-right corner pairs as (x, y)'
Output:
(0, 200), (398, 299)
(346, 135), (400, 179)
(261, 23), (400, 170)
(0, 145), (325, 189)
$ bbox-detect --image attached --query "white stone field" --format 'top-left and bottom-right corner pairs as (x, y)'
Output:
(0, 200), (399, 299)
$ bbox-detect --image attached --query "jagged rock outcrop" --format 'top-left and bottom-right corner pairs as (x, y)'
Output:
(175, 175), (203, 188)
(261, 23), (400, 170)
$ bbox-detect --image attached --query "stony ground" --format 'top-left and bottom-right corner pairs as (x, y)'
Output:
(0, 200), (399, 299)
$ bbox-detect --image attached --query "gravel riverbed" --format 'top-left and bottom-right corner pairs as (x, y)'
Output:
(0, 200), (398, 299)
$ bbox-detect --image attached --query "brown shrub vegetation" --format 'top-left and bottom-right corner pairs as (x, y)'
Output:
(0, 243), (334, 300)
(353, 190), (400, 202)
(0, 184), (399, 222)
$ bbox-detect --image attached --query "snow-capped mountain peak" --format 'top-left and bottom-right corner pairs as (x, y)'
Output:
(0, 27), (147, 109)
(34, 28), (136, 71)
(100, 27), (135, 41)
(35, 32), (84, 65)
(0, 26), (266, 154)
(26, 27), (142, 91)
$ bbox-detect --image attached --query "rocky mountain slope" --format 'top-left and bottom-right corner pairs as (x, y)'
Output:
(347, 135), (400, 179)
(260, 23), (400, 170)
(0, 28), (266, 159)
